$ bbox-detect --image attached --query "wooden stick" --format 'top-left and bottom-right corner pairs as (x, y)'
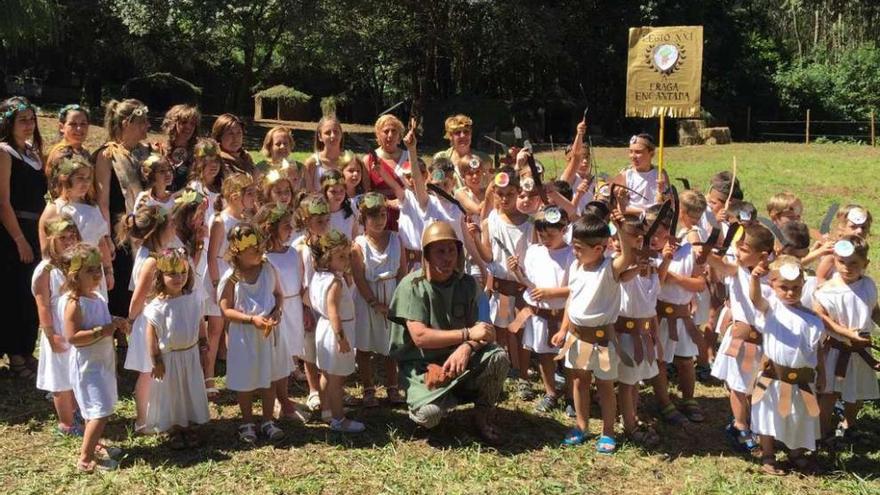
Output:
(725, 156), (737, 211)
(658, 113), (665, 177)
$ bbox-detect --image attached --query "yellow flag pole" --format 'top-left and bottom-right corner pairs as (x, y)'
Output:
(658, 113), (665, 178)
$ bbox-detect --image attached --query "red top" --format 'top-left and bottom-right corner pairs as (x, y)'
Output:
(364, 152), (406, 231)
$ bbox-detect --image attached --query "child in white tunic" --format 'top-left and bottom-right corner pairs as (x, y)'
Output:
(812, 236), (880, 439)
(143, 249), (210, 444)
(509, 207), (573, 411)
(60, 244), (130, 473)
(352, 193), (406, 406)
(614, 206), (672, 446)
(705, 224), (776, 451)
(119, 204), (178, 431)
(552, 213), (636, 453)
(612, 133), (669, 215)
(187, 139), (223, 315)
(205, 172), (256, 400)
(218, 223), (285, 443)
(655, 190), (708, 424)
(133, 153), (175, 213)
(471, 168), (534, 396)
(258, 203), (306, 420)
(39, 156), (113, 298)
(308, 230), (365, 433)
(33, 216), (81, 435)
(748, 255), (852, 475)
(293, 194), (332, 412)
(321, 169), (360, 239)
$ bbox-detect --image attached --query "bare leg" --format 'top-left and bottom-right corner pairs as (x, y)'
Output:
(618, 383), (637, 433)
(321, 373), (345, 420)
(597, 379), (617, 438)
(675, 356), (696, 400)
(571, 369), (591, 432)
(730, 390), (751, 430)
(356, 350), (374, 390)
(204, 316), (224, 387)
(53, 390), (76, 428)
(818, 393), (838, 438)
(537, 354), (557, 396)
(134, 371), (151, 428)
(274, 377), (294, 414)
(843, 400), (862, 430)
(383, 356), (399, 389)
(237, 391), (254, 423)
(651, 360), (673, 407)
(260, 386), (276, 422)
(79, 417), (109, 465)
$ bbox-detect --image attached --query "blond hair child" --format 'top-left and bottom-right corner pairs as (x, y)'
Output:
(218, 223), (285, 443)
(60, 243), (130, 472)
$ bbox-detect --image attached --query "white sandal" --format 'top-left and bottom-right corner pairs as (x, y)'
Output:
(205, 377), (220, 400)
(238, 423), (257, 443)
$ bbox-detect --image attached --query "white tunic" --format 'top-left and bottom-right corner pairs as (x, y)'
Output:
(55, 199), (109, 297)
(617, 260), (661, 385)
(353, 233), (400, 355)
(33, 261), (71, 392)
(143, 292), (210, 433)
(486, 209), (533, 327)
(814, 276), (879, 402)
(330, 207), (358, 239)
(63, 292), (117, 420)
(266, 247), (305, 359)
(219, 264), (281, 391)
(134, 190), (175, 213)
(206, 211), (242, 316)
(125, 246), (154, 373)
(711, 266), (769, 393)
(55, 199), (108, 247)
(424, 193), (464, 242)
(657, 243), (700, 361)
(397, 189), (427, 252)
(751, 295), (824, 450)
(310, 271), (356, 376)
(624, 166), (660, 211)
(563, 256), (620, 379)
(521, 244), (574, 354)
(295, 240), (318, 364)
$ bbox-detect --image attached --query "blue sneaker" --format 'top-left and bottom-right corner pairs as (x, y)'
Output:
(725, 422), (757, 451)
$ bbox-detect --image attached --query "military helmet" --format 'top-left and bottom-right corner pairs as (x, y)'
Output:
(420, 221), (464, 280)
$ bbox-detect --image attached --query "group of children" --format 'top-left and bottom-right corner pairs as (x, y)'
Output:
(28, 107), (877, 476)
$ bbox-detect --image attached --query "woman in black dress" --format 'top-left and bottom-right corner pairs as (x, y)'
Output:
(94, 99), (151, 317)
(0, 97), (47, 378)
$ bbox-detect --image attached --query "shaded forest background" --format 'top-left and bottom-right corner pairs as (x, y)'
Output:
(2, 0), (879, 145)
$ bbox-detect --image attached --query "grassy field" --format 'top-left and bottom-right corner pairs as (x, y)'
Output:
(8, 119), (878, 494)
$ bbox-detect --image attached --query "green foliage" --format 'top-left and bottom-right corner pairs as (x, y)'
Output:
(773, 42), (880, 119)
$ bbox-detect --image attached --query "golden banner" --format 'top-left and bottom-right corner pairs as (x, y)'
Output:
(625, 26), (704, 118)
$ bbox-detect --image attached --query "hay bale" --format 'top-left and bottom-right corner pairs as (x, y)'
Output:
(700, 127), (732, 145)
(679, 136), (703, 146)
(677, 119), (705, 146)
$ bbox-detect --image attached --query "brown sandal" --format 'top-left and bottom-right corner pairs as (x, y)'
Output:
(788, 453), (819, 474)
(761, 454), (786, 476)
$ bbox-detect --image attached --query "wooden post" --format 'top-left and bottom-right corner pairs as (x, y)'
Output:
(746, 106), (752, 140)
(805, 109), (811, 144)
(658, 113), (665, 177)
(871, 109), (876, 147)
